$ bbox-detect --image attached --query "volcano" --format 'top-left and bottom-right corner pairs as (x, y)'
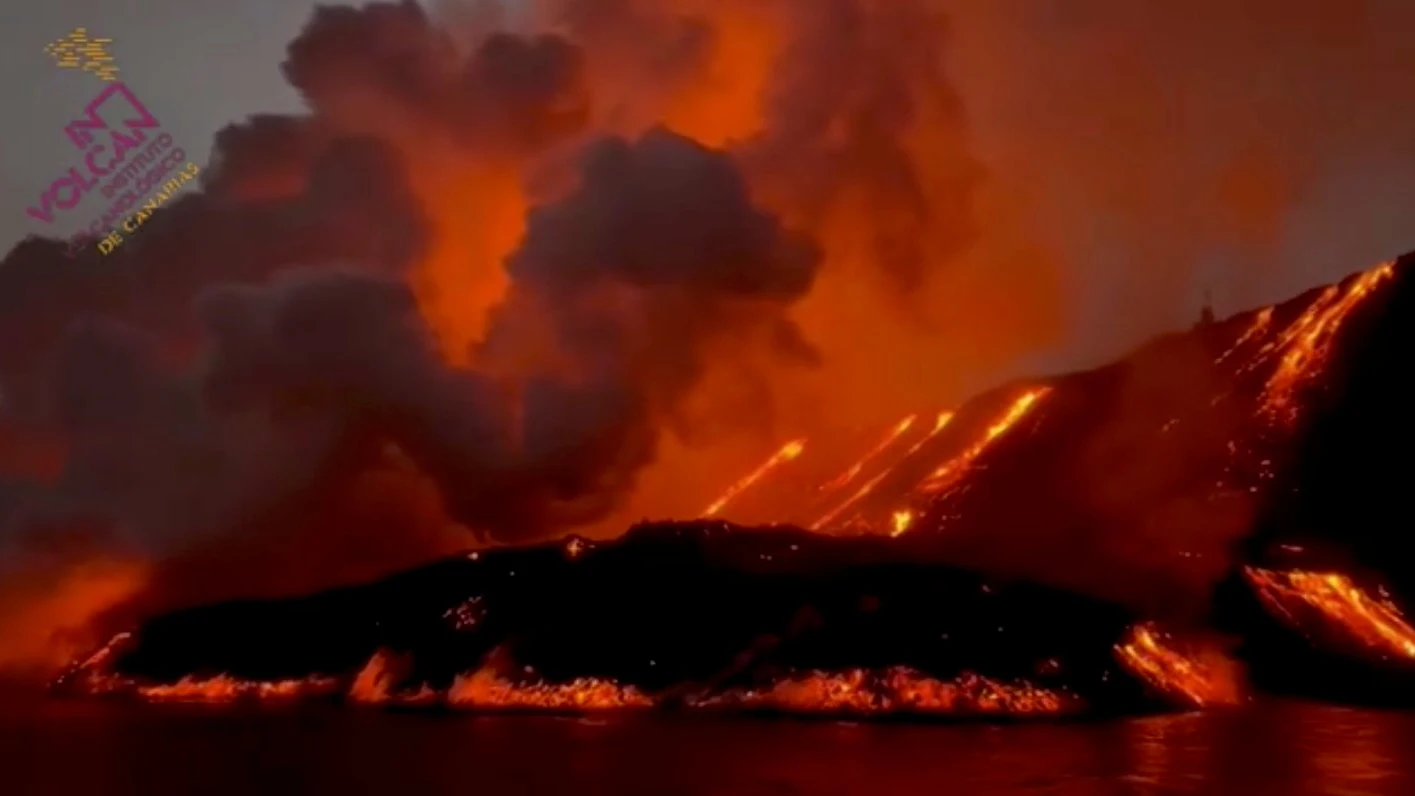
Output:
(53, 252), (1415, 718)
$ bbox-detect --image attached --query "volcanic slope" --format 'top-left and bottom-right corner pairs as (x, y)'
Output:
(57, 253), (1415, 716)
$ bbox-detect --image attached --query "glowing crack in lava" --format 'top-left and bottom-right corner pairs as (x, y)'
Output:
(1244, 567), (1415, 662)
(448, 668), (653, 711)
(1257, 261), (1395, 423)
(697, 668), (1081, 717)
(890, 510), (914, 537)
(1114, 623), (1243, 709)
(702, 439), (807, 517)
(917, 388), (1052, 496)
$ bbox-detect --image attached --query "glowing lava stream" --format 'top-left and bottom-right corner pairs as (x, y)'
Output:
(916, 388), (1052, 496)
(907, 411), (957, 457)
(809, 411), (955, 532)
(702, 439), (807, 517)
(1114, 623), (1242, 709)
(810, 471), (887, 530)
(1215, 307), (1274, 365)
(1257, 261), (1395, 422)
(818, 414), (918, 494)
(1244, 567), (1415, 661)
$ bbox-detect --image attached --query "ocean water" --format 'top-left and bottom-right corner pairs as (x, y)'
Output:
(4, 698), (1414, 795)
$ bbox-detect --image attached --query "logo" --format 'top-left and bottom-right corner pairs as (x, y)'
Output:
(43, 28), (119, 82)
(30, 29), (201, 257)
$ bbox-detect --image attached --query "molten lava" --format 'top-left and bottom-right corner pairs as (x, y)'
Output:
(59, 633), (343, 704)
(1114, 623), (1243, 709)
(818, 414), (918, 494)
(135, 675), (341, 704)
(1258, 262), (1395, 423)
(1244, 567), (1415, 662)
(703, 439), (807, 517)
(699, 668), (1080, 717)
(349, 649), (436, 706)
(905, 411), (957, 458)
(917, 388), (1051, 496)
(1216, 306), (1274, 366)
(810, 469), (892, 531)
(448, 667), (653, 711)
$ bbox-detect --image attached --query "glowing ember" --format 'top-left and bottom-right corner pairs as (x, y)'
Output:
(1244, 567), (1415, 661)
(1215, 307), (1274, 365)
(1259, 262), (1395, 423)
(890, 510), (914, 537)
(703, 439), (807, 517)
(443, 597), (485, 631)
(1114, 623), (1243, 709)
(699, 668), (1079, 716)
(918, 388), (1051, 495)
(818, 414), (917, 493)
(448, 667), (653, 711)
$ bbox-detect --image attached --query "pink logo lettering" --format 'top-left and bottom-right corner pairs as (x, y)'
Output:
(52, 177), (83, 209)
(63, 82), (159, 150)
(26, 193), (56, 224)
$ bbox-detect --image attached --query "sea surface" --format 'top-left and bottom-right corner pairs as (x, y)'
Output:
(4, 698), (1414, 795)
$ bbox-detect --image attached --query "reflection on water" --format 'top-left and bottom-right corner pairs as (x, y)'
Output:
(3, 699), (1414, 795)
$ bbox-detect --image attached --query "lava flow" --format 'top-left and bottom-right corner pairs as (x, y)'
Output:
(349, 649), (438, 706)
(57, 632), (344, 704)
(1257, 262), (1395, 423)
(1244, 567), (1415, 663)
(916, 387), (1051, 496)
(697, 668), (1081, 718)
(448, 668), (654, 711)
(703, 439), (807, 517)
(1114, 623), (1244, 709)
(1215, 307), (1275, 366)
(134, 675), (342, 704)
